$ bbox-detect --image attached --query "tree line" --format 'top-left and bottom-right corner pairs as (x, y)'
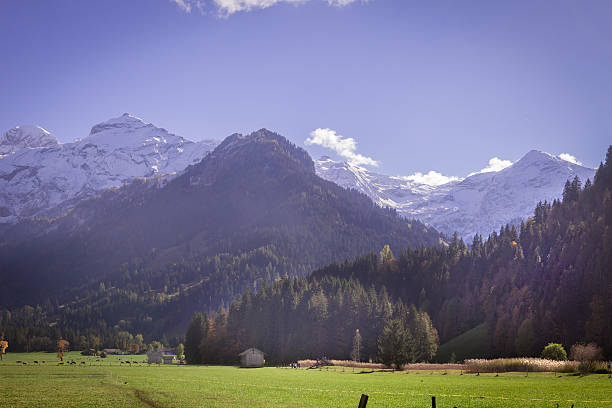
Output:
(184, 271), (439, 365)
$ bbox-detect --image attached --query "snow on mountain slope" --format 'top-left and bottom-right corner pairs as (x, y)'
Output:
(0, 125), (59, 157)
(0, 114), (218, 223)
(315, 150), (596, 239)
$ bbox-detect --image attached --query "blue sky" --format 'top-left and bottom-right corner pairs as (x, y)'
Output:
(1, 0), (610, 179)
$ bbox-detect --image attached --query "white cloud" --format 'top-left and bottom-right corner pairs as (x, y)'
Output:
(468, 157), (513, 176)
(305, 128), (378, 167)
(327, 0), (361, 5)
(170, 0), (363, 15)
(558, 153), (583, 165)
(170, 0), (206, 13)
(171, 0), (193, 12)
(402, 171), (460, 186)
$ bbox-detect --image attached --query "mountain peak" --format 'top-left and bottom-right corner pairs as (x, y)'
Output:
(88, 113), (149, 136)
(0, 125), (59, 156)
(209, 129), (314, 175)
(513, 149), (558, 167)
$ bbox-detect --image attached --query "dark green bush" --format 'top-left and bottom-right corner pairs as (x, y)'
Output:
(541, 343), (568, 361)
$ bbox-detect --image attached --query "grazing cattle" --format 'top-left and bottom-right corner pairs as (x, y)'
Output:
(58, 362), (64, 365)
(41, 360), (46, 363)
(33, 361), (39, 364)
(16, 360), (22, 363)
(22, 362), (27, 365)
(80, 361), (86, 365)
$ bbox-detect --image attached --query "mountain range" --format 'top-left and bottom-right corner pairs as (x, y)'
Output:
(0, 114), (595, 239)
(315, 152), (595, 238)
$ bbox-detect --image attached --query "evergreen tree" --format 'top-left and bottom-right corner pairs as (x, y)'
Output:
(184, 312), (207, 364)
(515, 318), (534, 356)
(378, 319), (410, 369)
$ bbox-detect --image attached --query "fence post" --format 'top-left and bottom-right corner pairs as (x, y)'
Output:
(432, 396), (436, 408)
(358, 394), (368, 408)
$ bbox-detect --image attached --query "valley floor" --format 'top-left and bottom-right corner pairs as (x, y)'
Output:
(1, 352), (611, 407)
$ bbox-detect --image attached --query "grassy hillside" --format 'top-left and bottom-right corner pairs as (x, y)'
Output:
(435, 323), (491, 362)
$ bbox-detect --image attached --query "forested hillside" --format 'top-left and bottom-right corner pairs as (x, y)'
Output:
(183, 274), (439, 365)
(0, 129), (441, 350)
(184, 146), (612, 362)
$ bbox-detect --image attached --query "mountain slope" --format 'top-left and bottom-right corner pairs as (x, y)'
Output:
(0, 129), (441, 338)
(221, 145), (612, 360)
(315, 151), (596, 238)
(0, 113), (217, 223)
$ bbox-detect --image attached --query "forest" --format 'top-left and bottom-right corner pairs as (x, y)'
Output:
(183, 145), (612, 362)
(1, 145), (611, 362)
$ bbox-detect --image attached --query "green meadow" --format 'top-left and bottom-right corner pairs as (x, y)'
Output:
(1, 352), (611, 408)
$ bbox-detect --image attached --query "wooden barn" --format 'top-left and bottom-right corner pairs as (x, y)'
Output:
(239, 348), (264, 368)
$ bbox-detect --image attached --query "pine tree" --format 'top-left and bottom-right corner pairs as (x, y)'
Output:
(378, 319), (410, 369)
(184, 312), (207, 364)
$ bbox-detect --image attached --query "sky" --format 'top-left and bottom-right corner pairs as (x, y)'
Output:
(1, 0), (610, 181)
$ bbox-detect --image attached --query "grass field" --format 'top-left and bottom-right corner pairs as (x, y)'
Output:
(436, 324), (491, 363)
(1, 352), (611, 407)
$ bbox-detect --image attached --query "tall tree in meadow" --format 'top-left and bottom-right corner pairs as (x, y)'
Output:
(185, 312), (207, 364)
(0, 339), (7, 360)
(351, 328), (362, 362)
(56, 339), (69, 361)
(378, 319), (410, 369)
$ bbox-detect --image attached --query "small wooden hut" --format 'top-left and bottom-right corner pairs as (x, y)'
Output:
(239, 348), (264, 368)
(147, 350), (163, 364)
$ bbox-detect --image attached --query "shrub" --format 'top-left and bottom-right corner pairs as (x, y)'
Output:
(541, 343), (568, 361)
(570, 343), (603, 362)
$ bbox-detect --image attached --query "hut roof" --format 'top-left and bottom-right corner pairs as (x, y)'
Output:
(239, 348), (264, 356)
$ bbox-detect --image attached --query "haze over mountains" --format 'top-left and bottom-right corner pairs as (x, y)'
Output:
(0, 114), (595, 239)
(0, 128), (438, 314)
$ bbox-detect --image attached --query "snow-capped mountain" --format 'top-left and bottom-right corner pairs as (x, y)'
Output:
(315, 151), (596, 239)
(0, 114), (597, 239)
(0, 114), (218, 223)
(0, 125), (59, 157)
